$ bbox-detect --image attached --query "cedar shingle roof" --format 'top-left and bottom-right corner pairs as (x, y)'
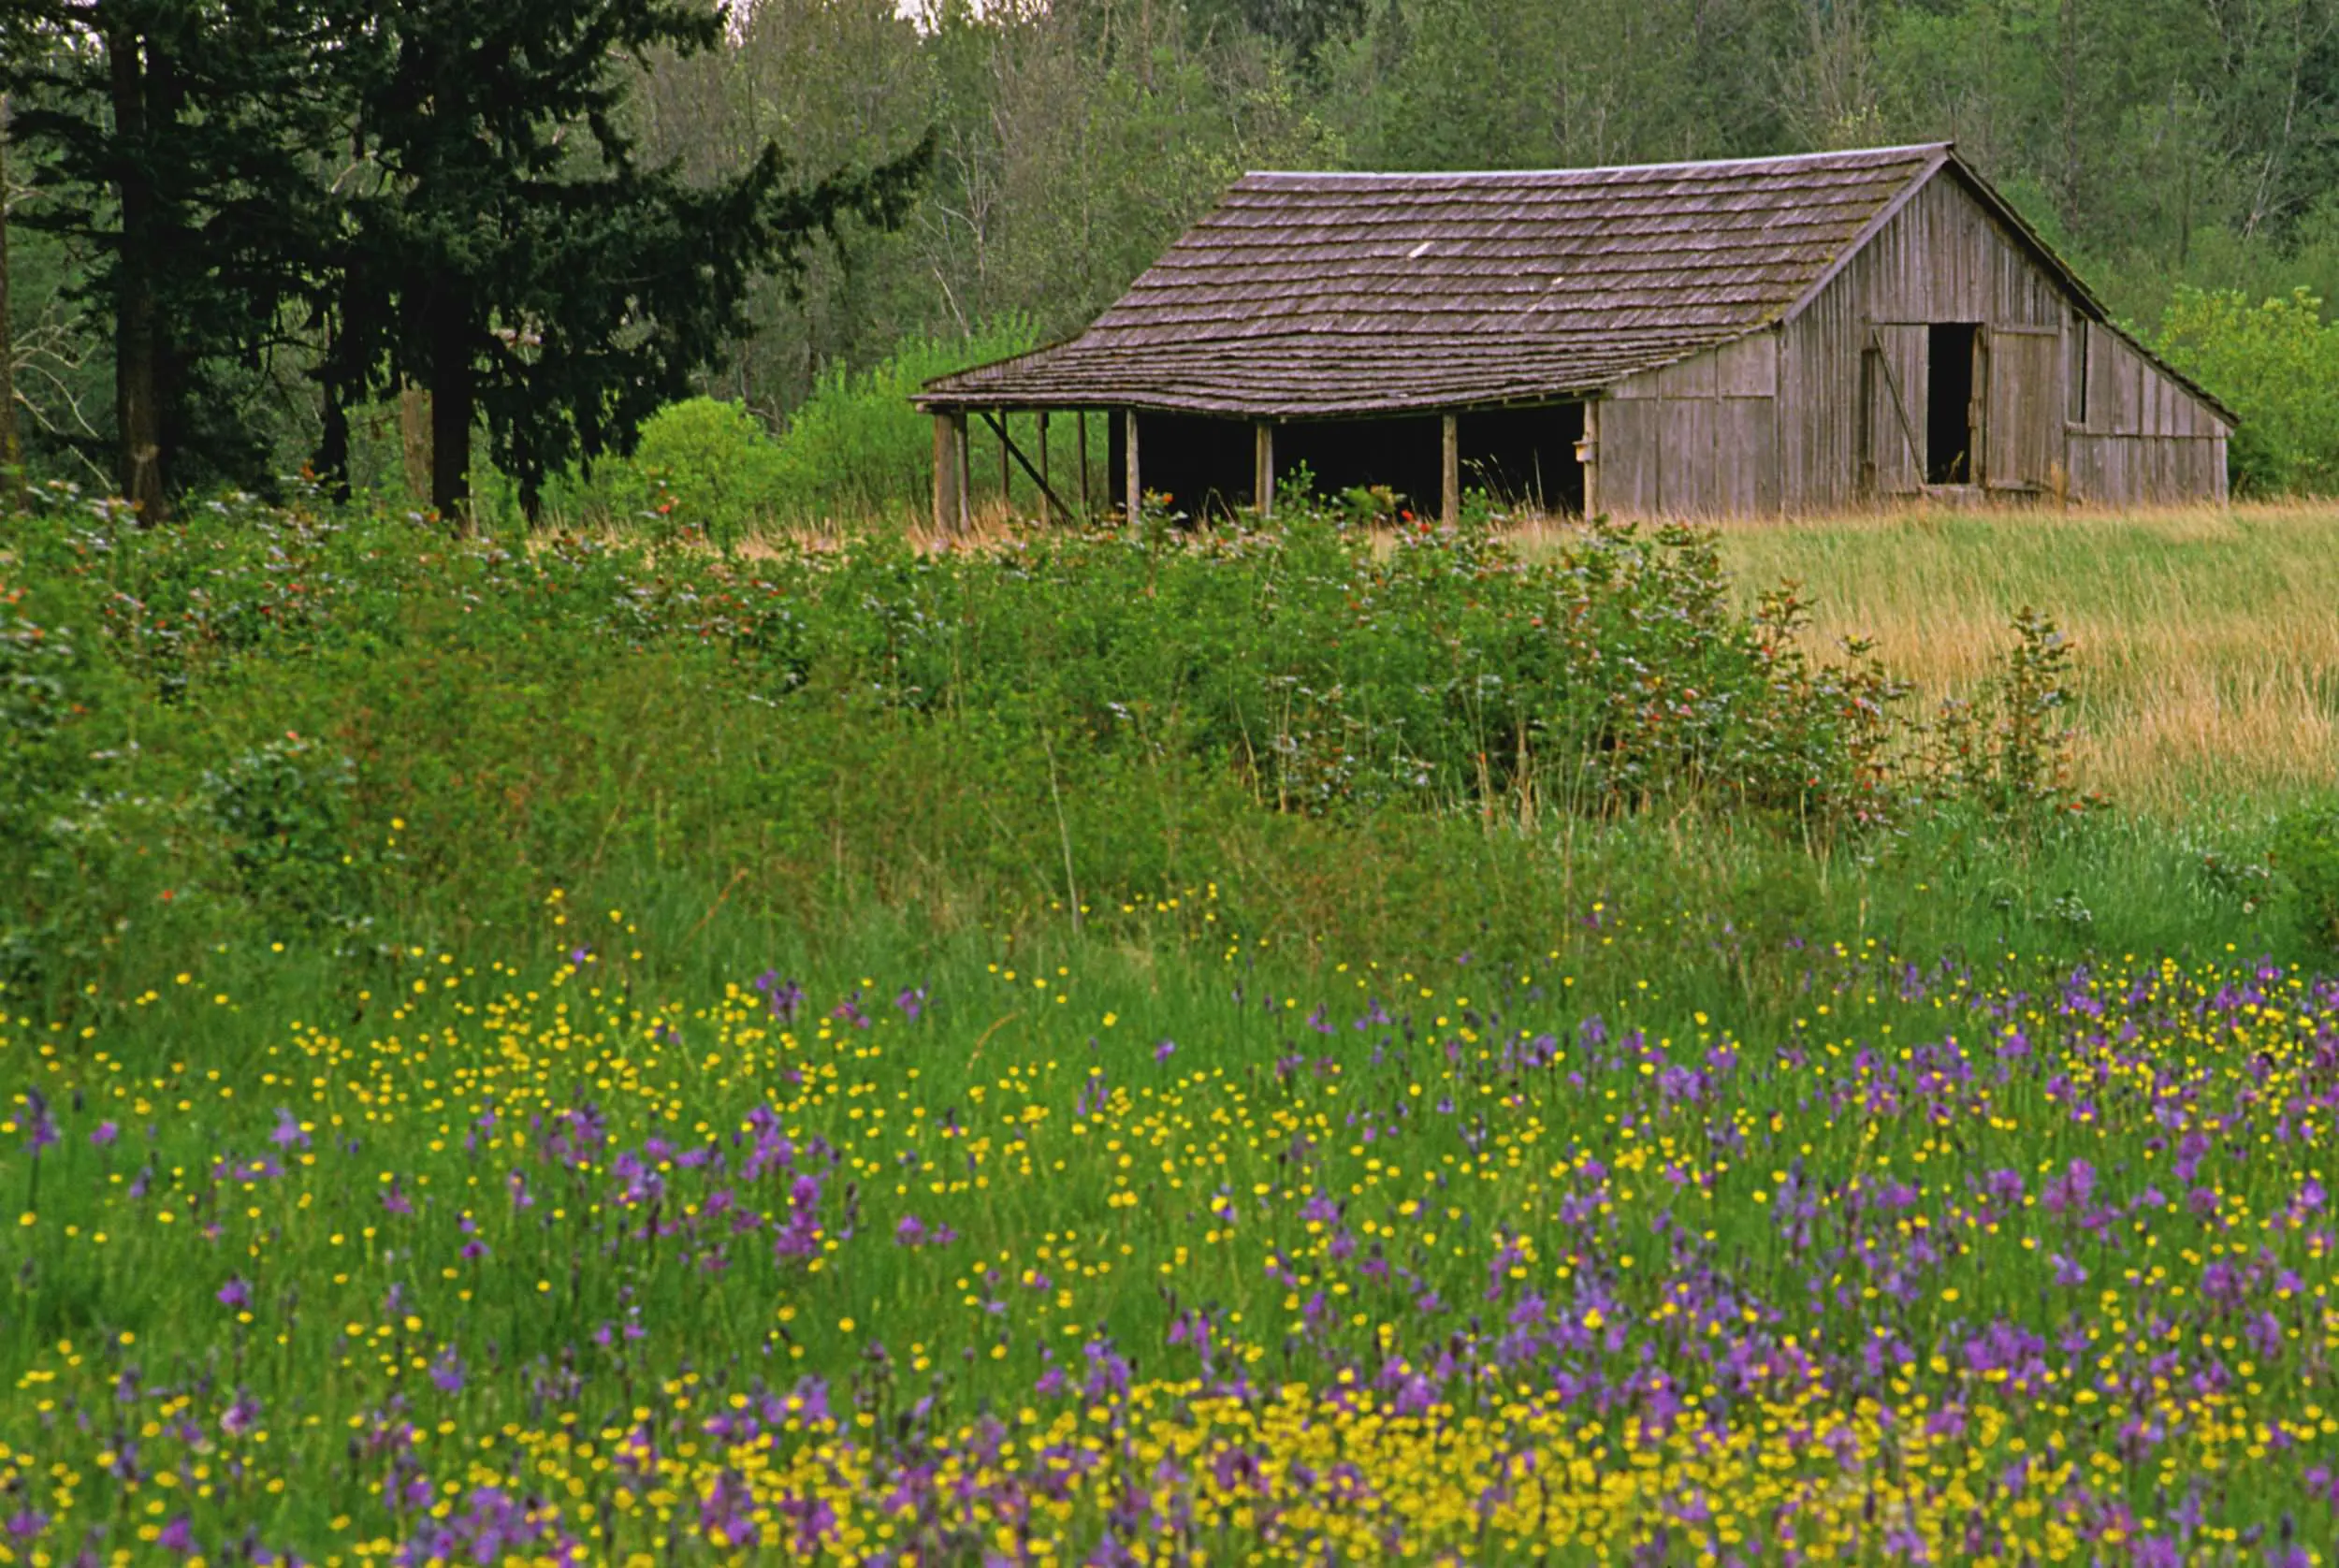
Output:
(920, 143), (1953, 418)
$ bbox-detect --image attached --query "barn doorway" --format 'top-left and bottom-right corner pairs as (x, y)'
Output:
(1925, 323), (1979, 484)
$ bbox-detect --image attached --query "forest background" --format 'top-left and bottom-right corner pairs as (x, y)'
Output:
(6, 0), (2339, 520)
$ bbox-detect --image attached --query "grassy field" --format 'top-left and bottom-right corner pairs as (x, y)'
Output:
(4, 489), (2336, 1564)
(1698, 502), (2339, 816)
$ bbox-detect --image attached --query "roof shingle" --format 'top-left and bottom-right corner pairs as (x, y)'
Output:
(921, 143), (1950, 417)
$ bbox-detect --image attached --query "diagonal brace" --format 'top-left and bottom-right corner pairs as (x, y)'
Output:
(979, 410), (1073, 523)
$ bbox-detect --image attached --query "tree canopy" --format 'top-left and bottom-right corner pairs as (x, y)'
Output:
(5, 0), (2338, 510)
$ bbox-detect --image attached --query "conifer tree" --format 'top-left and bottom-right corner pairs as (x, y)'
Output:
(3, 2), (338, 519)
(321, 0), (927, 524)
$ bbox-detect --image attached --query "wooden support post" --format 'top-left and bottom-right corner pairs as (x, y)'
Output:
(1440, 414), (1460, 526)
(1254, 421), (1275, 517)
(933, 411), (965, 536)
(1124, 410), (1141, 535)
(1076, 411), (1090, 519)
(955, 410), (971, 530)
(998, 411), (1011, 512)
(1577, 401), (1600, 518)
(1038, 411), (1051, 517)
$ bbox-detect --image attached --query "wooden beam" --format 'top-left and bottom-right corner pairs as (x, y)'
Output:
(1038, 411), (1050, 515)
(933, 411), (964, 536)
(1076, 410), (1090, 519)
(1440, 414), (1460, 525)
(977, 409), (1073, 522)
(1254, 421), (1275, 516)
(1577, 402), (1601, 518)
(955, 408), (971, 530)
(1124, 410), (1141, 535)
(998, 410), (1011, 510)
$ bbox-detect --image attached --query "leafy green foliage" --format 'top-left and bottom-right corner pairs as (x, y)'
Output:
(559, 397), (790, 546)
(1914, 608), (2097, 829)
(766, 322), (1041, 524)
(7, 481), (2284, 1020)
(2155, 286), (2339, 495)
(2272, 797), (2339, 952)
(201, 733), (368, 930)
(320, 0), (932, 517)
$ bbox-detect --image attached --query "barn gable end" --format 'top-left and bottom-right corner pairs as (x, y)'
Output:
(1773, 163), (2230, 513)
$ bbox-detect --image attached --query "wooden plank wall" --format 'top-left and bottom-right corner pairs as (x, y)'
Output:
(1779, 170), (2230, 510)
(2067, 328), (2230, 504)
(1599, 333), (1779, 516)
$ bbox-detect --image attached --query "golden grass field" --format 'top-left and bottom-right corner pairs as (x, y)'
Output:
(1691, 502), (2339, 816)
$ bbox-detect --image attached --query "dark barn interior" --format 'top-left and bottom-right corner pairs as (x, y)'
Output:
(1925, 322), (1978, 485)
(1460, 404), (1586, 514)
(1109, 403), (1587, 518)
(1108, 414), (1256, 516)
(1273, 416), (1444, 512)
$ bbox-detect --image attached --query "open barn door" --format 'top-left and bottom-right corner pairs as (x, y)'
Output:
(1861, 325), (1927, 497)
(1986, 326), (2061, 492)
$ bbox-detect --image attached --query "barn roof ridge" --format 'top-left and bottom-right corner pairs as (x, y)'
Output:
(1226, 143), (1954, 183)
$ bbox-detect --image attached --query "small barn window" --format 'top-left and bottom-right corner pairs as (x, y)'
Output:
(1925, 323), (1979, 485)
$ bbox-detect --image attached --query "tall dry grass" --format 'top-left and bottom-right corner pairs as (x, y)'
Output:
(1681, 501), (2339, 816)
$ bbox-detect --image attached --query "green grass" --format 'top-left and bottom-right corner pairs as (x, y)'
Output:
(4, 486), (2336, 1562)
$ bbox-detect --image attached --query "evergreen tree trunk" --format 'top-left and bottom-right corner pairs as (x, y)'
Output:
(315, 384), (351, 503)
(397, 385), (432, 504)
(428, 299), (472, 528)
(107, 24), (167, 523)
(0, 92), (21, 509)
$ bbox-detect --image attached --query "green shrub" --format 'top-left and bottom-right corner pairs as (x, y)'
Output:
(2155, 285), (2339, 495)
(566, 397), (790, 546)
(3, 485), (2307, 1010)
(202, 733), (369, 930)
(767, 319), (1042, 524)
(2271, 797), (2339, 951)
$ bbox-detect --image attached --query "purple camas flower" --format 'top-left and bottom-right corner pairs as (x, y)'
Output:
(1155, 1038), (1177, 1064)
(777, 1492), (835, 1555)
(4, 1508), (48, 1543)
(22, 1088), (57, 1154)
(91, 1121), (119, 1147)
(895, 986), (926, 1022)
(381, 1180), (414, 1215)
(429, 1347), (466, 1396)
(269, 1108), (310, 1151)
(156, 1517), (196, 1555)
(753, 970), (806, 1023)
(217, 1277), (252, 1312)
(2041, 1159), (2095, 1216)
(2051, 1253), (2088, 1288)
(221, 1391), (261, 1439)
(698, 1470), (760, 1549)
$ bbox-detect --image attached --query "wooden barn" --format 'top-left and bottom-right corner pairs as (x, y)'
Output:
(916, 143), (2233, 528)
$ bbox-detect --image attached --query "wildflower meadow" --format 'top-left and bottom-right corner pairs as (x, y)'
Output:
(8, 918), (2339, 1564)
(5, 488), (2337, 1564)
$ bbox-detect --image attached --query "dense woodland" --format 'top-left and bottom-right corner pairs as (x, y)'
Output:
(4, 0), (2339, 515)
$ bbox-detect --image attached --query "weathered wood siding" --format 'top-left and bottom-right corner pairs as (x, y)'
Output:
(2065, 325), (2230, 504)
(1778, 169), (2230, 511)
(1598, 333), (1779, 516)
